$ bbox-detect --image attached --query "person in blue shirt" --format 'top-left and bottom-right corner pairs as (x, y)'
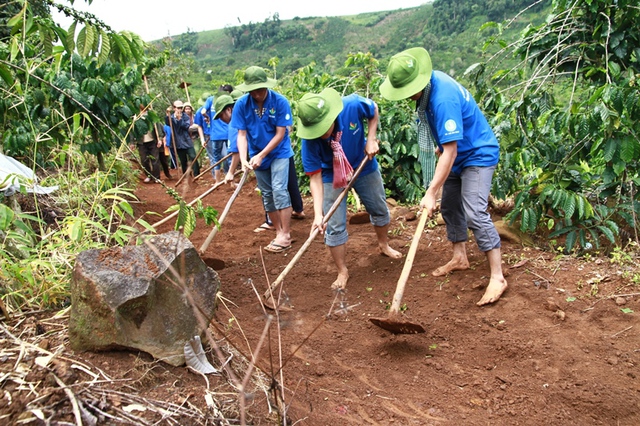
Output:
(201, 85), (233, 183)
(380, 47), (507, 306)
(163, 108), (178, 171)
(223, 91), (306, 230)
(297, 88), (402, 290)
(231, 66), (295, 253)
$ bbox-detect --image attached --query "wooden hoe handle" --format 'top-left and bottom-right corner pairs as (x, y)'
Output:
(262, 156), (370, 301)
(388, 211), (429, 314)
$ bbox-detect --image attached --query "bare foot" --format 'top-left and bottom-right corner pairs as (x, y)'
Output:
(330, 272), (349, 290)
(476, 278), (508, 306)
(432, 259), (470, 276)
(380, 245), (402, 259)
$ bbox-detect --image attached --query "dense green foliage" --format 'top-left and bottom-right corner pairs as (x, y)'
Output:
(223, 13), (311, 50)
(470, 0), (640, 252)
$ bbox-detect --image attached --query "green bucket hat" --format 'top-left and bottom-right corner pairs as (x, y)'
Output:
(236, 66), (277, 92)
(230, 89), (244, 101)
(296, 88), (343, 140)
(213, 95), (235, 120)
(380, 47), (432, 101)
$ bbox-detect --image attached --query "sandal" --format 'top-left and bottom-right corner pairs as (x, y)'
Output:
(291, 211), (306, 220)
(264, 242), (291, 253)
(253, 223), (275, 233)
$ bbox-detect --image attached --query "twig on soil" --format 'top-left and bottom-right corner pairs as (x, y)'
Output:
(527, 269), (552, 288)
(606, 292), (640, 299)
(52, 373), (84, 426)
(611, 326), (633, 338)
(375, 394), (396, 400)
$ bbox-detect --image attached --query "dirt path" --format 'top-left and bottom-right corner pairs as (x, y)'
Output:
(2, 169), (639, 425)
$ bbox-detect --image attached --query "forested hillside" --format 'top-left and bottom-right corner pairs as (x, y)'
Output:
(167, 0), (548, 93)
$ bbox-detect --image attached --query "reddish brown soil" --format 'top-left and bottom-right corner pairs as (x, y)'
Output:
(2, 168), (640, 425)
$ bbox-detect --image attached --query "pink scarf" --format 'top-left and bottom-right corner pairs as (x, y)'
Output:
(330, 131), (353, 188)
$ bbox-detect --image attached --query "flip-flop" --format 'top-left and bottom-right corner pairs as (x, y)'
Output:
(264, 242), (291, 253)
(253, 223), (275, 233)
(291, 211), (306, 220)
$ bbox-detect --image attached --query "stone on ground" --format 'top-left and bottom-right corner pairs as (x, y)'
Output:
(69, 231), (220, 366)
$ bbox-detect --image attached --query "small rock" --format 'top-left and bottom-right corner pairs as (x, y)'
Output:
(554, 310), (566, 321)
(38, 338), (50, 351)
(607, 356), (619, 366)
(544, 297), (561, 312)
(615, 297), (627, 306)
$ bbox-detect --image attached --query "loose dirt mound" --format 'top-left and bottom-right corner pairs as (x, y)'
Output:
(2, 169), (639, 425)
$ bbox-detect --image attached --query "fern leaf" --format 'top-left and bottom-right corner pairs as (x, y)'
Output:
(98, 29), (111, 66)
(521, 208), (530, 232)
(603, 138), (617, 162)
(563, 193), (576, 218)
(76, 26), (86, 57)
(66, 21), (76, 53)
(0, 64), (14, 87)
(620, 136), (639, 163)
(576, 195), (585, 219)
(604, 220), (619, 236)
(82, 25), (95, 57)
(578, 229), (586, 248)
(597, 225), (615, 244)
(565, 230), (577, 253)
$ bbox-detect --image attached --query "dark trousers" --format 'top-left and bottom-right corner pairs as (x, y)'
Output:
(177, 147), (200, 177)
(138, 141), (160, 179)
(158, 146), (173, 178)
(288, 156), (304, 213)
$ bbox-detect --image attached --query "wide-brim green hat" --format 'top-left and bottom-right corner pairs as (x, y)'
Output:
(235, 66), (277, 92)
(296, 87), (343, 140)
(380, 47), (432, 101)
(230, 89), (244, 101)
(213, 95), (235, 120)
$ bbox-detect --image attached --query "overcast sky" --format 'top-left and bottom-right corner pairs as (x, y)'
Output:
(53, 0), (428, 42)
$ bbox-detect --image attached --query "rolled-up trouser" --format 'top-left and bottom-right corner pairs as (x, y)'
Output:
(322, 169), (390, 247)
(207, 139), (228, 171)
(440, 165), (501, 252)
(254, 157), (292, 213)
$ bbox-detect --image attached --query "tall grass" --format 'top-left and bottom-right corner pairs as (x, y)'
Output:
(0, 144), (151, 313)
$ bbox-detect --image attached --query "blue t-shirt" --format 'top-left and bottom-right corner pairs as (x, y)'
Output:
(301, 94), (378, 184)
(203, 96), (230, 141)
(163, 124), (172, 147)
(228, 124), (239, 154)
(230, 91), (293, 170)
(194, 107), (211, 137)
(426, 71), (499, 175)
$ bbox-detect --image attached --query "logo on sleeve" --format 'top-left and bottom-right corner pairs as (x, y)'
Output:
(444, 119), (457, 133)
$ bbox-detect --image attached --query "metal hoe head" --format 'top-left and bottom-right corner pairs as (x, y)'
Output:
(369, 316), (426, 334)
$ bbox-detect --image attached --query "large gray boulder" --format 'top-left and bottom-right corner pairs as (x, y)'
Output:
(69, 231), (219, 366)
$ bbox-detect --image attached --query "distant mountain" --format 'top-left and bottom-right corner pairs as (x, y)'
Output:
(161, 0), (548, 94)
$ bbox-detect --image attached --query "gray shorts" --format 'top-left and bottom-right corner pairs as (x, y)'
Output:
(322, 169), (390, 247)
(440, 165), (501, 252)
